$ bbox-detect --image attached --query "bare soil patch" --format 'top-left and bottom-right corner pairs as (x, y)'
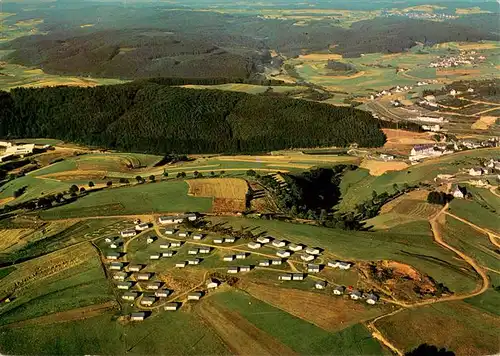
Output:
(471, 116), (497, 130)
(5, 301), (117, 328)
(360, 159), (409, 176)
(0, 228), (33, 251)
(0, 197), (14, 206)
(240, 281), (384, 332)
(437, 68), (481, 76)
(196, 297), (296, 356)
(187, 178), (248, 213)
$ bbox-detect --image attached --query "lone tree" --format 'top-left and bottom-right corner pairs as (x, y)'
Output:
(176, 172), (187, 178)
(88, 181), (95, 188)
(246, 169), (256, 177)
(79, 187), (86, 193)
(210, 171), (215, 177)
(106, 181), (113, 187)
(149, 175), (156, 182)
(69, 184), (79, 194)
(163, 170), (169, 178)
(220, 170), (225, 176)
(135, 175), (143, 183)
(193, 171), (200, 178)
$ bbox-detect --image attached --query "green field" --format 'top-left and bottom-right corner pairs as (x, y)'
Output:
(211, 290), (384, 355)
(208, 216), (479, 294)
(464, 289), (500, 316)
(448, 199), (500, 232)
(181, 83), (308, 94)
(0, 309), (230, 355)
(40, 181), (212, 219)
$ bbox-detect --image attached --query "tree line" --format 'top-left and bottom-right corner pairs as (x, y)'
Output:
(0, 82), (387, 154)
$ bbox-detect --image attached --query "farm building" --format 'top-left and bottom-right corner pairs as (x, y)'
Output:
(272, 240), (287, 248)
(176, 261), (188, 268)
(315, 281), (326, 290)
(256, 236), (271, 244)
(292, 273), (304, 281)
(150, 253), (161, 260)
(227, 266), (239, 274)
(187, 258), (201, 265)
(130, 312), (146, 321)
(276, 250), (291, 258)
(4, 144), (35, 157)
(225, 237), (236, 243)
(236, 253), (247, 259)
(239, 266), (251, 272)
(120, 230), (137, 238)
(350, 290), (362, 300)
(223, 255), (235, 261)
(160, 243), (170, 249)
(113, 272), (128, 281)
(338, 262), (352, 270)
(327, 261), (340, 268)
(469, 167), (484, 176)
(188, 292), (203, 301)
(155, 290), (171, 298)
(188, 249), (199, 255)
(147, 282), (161, 290)
(307, 264), (321, 273)
(165, 229), (175, 235)
(365, 293), (379, 305)
(141, 297), (156, 306)
(170, 241), (182, 247)
(136, 223), (150, 231)
(198, 247), (211, 254)
(117, 282), (133, 290)
(109, 242), (119, 249)
(162, 251), (174, 258)
(185, 213), (198, 221)
(279, 274), (292, 281)
(122, 292), (138, 301)
(158, 216), (184, 225)
(206, 279), (219, 289)
(178, 231), (190, 238)
(452, 186), (466, 199)
(247, 242), (262, 249)
(271, 259), (283, 265)
(109, 262), (123, 270)
(305, 247), (321, 255)
(259, 260), (271, 266)
(333, 286), (345, 295)
(213, 238), (224, 244)
(137, 273), (152, 281)
(289, 243), (304, 251)
(164, 303), (179, 311)
(128, 265), (142, 272)
(192, 233), (203, 240)
(301, 254), (315, 262)
(146, 237), (156, 244)
(106, 252), (120, 260)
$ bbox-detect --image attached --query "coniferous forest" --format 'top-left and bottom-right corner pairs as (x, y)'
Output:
(0, 82), (387, 154)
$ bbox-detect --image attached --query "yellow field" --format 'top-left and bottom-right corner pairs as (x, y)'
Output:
(218, 154), (358, 164)
(186, 178), (248, 212)
(79, 24), (95, 28)
(471, 116), (498, 130)
(360, 159), (409, 176)
(455, 7), (491, 14)
(401, 5), (446, 13)
(298, 53), (343, 61)
(0, 228), (33, 251)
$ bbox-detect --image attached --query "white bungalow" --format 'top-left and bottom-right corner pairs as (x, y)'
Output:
(307, 264), (320, 273)
(206, 279), (219, 289)
(188, 249), (199, 255)
(192, 233), (203, 240)
(289, 243), (304, 252)
(160, 243), (170, 249)
(155, 290), (171, 298)
(178, 231), (190, 238)
(140, 297), (156, 306)
(276, 250), (291, 258)
(225, 237), (236, 243)
(109, 262), (123, 270)
(165, 229), (175, 235)
(365, 293), (379, 305)
(117, 282), (132, 290)
(162, 251), (174, 258)
(128, 265), (142, 272)
(272, 240), (287, 248)
(136, 223), (150, 231)
(146, 282), (161, 290)
(305, 247), (321, 255)
(223, 255), (235, 262)
(452, 186), (465, 199)
(149, 253), (161, 260)
(158, 216), (184, 225)
(301, 254), (315, 262)
(106, 252), (120, 260)
(327, 261), (340, 268)
(259, 260), (271, 266)
(213, 238), (224, 244)
(104, 237), (114, 243)
(315, 281), (326, 290)
(110, 242), (119, 249)
(120, 230), (137, 238)
(338, 262), (352, 270)
(146, 237), (155, 244)
(136, 273), (151, 281)
(170, 241), (182, 247)
(333, 286), (345, 295)
(247, 242), (262, 249)
(122, 292), (138, 301)
(187, 258), (201, 265)
(469, 167), (484, 176)
(271, 259), (283, 265)
(185, 213), (198, 221)
(350, 290), (362, 300)
(187, 292), (203, 301)
(235, 253), (247, 260)
(227, 266), (239, 274)
(113, 272), (127, 281)
(199, 247), (211, 254)
(292, 273), (304, 281)
(256, 236), (271, 244)
(130, 312), (146, 321)
(164, 303), (179, 311)
(279, 274), (292, 281)
(175, 261), (187, 268)
(239, 266), (251, 272)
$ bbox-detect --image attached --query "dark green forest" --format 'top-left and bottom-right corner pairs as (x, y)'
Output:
(0, 82), (386, 154)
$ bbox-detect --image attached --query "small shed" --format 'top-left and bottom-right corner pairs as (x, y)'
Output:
(301, 254), (315, 262)
(130, 312), (146, 321)
(188, 249), (199, 255)
(109, 262), (123, 270)
(192, 233), (203, 240)
(235, 253), (247, 260)
(149, 253), (161, 260)
(128, 265), (142, 272)
(117, 282), (132, 290)
(338, 262), (352, 270)
(140, 297), (156, 306)
(162, 251), (174, 258)
(213, 238), (224, 244)
(259, 260), (271, 266)
(223, 255), (235, 262)
(239, 266), (251, 272)
(122, 292), (138, 301)
(206, 279), (219, 289)
(187, 292), (203, 301)
(187, 258), (201, 265)
(292, 273), (304, 281)
(315, 281), (327, 290)
(185, 213), (198, 221)
(106, 252), (120, 260)
(137, 273), (151, 280)
(289, 243), (304, 251)
(279, 274), (292, 281)
(307, 264), (320, 273)
(110, 243), (119, 249)
(199, 247), (211, 254)
(147, 282), (161, 290)
(104, 237), (114, 243)
(146, 237), (155, 244)
(276, 250), (291, 258)
(113, 272), (128, 281)
(165, 229), (175, 235)
(256, 236), (271, 244)
(178, 231), (190, 238)
(170, 241), (182, 247)
(164, 303), (179, 311)
(225, 237), (236, 243)
(227, 266), (239, 274)
(271, 259), (283, 265)
(247, 242), (262, 249)
(175, 261), (187, 268)
(160, 243), (170, 249)
(305, 247), (321, 255)
(155, 290), (171, 298)
(272, 240), (286, 248)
